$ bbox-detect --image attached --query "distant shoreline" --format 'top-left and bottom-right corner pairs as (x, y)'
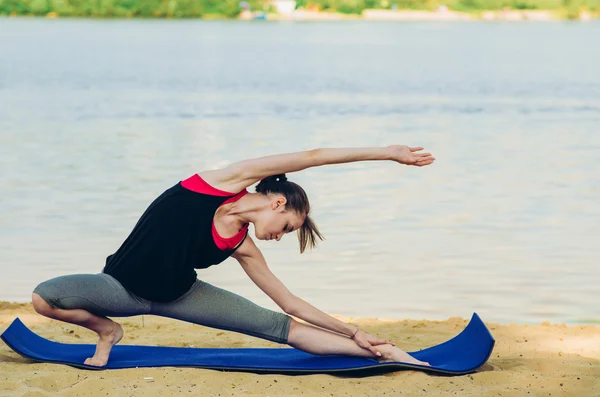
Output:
(247, 9), (597, 21)
(2, 8), (598, 21)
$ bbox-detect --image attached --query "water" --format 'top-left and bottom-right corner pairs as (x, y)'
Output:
(1, 19), (599, 325)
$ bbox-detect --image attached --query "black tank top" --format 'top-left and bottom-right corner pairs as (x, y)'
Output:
(102, 182), (248, 302)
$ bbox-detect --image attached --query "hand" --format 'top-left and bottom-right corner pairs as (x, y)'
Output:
(386, 145), (435, 167)
(351, 329), (396, 357)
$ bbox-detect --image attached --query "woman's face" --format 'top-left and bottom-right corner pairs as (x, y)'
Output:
(254, 196), (305, 241)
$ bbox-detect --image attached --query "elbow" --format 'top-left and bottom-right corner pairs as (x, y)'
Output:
(281, 296), (299, 316)
(284, 306), (297, 317)
(305, 148), (323, 167)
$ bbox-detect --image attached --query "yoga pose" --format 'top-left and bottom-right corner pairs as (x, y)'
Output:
(32, 145), (435, 367)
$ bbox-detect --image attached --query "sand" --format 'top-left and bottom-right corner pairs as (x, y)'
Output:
(0, 302), (598, 397)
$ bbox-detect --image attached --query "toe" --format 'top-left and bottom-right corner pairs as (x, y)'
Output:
(84, 357), (107, 367)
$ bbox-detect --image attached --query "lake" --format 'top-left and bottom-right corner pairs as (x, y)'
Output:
(1, 18), (599, 324)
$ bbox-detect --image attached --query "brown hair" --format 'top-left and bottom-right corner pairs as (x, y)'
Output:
(255, 174), (324, 253)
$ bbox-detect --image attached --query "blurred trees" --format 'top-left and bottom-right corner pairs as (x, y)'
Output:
(0, 0), (597, 17)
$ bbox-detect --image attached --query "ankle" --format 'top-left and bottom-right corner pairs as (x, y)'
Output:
(81, 318), (114, 335)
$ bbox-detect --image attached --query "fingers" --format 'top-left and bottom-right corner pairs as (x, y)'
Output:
(414, 157), (435, 167)
(409, 146), (424, 152)
(359, 341), (382, 357)
(416, 161), (435, 167)
(369, 346), (382, 357)
(406, 151), (435, 167)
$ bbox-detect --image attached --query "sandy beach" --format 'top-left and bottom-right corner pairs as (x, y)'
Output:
(0, 302), (598, 397)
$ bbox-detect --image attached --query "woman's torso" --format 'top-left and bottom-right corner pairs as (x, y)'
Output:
(102, 175), (248, 302)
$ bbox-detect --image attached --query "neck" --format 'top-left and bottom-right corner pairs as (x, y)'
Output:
(215, 193), (266, 227)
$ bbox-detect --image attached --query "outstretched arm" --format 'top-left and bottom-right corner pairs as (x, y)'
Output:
(201, 145), (435, 193)
(232, 236), (392, 356)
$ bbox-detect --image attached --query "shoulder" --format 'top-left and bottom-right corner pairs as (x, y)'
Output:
(179, 170), (244, 196)
(197, 165), (254, 194)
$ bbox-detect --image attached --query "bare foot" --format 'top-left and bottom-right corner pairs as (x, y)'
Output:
(376, 344), (430, 366)
(83, 321), (124, 367)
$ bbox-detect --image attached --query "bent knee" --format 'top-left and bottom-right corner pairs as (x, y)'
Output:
(286, 318), (301, 344)
(32, 293), (56, 316)
(288, 318), (299, 332)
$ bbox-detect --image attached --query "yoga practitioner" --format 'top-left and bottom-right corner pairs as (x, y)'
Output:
(32, 145), (435, 367)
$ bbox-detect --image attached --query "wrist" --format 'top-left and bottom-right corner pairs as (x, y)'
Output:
(350, 327), (359, 339)
(379, 146), (393, 161)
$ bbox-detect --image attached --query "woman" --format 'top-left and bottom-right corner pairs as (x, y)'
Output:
(32, 145), (435, 368)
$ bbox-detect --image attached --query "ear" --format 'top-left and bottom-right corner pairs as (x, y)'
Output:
(272, 196), (287, 210)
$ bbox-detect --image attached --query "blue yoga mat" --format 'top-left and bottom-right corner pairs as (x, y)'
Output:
(1, 313), (494, 375)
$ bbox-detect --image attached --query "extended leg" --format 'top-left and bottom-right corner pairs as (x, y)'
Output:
(152, 279), (428, 365)
(287, 320), (429, 365)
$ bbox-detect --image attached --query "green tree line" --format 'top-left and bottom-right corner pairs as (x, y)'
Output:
(1, 0), (597, 17)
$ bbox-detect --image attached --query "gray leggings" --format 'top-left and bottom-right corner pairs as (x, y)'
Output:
(33, 273), (292, 344)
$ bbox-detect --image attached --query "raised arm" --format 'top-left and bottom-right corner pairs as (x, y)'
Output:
(201, 145), (434, 194)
